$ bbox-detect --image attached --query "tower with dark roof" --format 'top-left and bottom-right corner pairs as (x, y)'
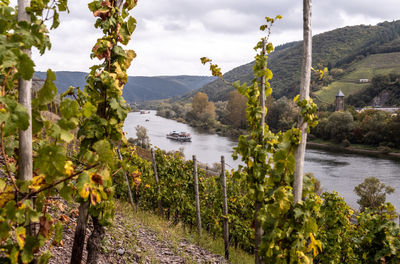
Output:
(335, 90), (345, 111)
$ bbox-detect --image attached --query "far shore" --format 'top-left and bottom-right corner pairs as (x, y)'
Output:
(307, 141), (400, 160)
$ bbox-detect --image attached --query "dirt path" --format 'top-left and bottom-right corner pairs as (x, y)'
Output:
(48, 203), (227, 264)
(105, 213), (227, 263)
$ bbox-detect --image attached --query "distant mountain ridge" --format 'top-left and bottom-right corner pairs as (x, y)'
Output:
(189, 20), (400, 102)
(34, 71), (216, 102)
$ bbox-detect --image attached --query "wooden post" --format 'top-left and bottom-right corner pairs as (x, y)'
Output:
(17, 1), (33, 183)
(17, 0), (33, 239)
(221, 156), (229, 260)
(294, 0), (312, 204)
(193, 155), (201, 237)
(151, 149), (162, 216)
(117, 148), (135, 211)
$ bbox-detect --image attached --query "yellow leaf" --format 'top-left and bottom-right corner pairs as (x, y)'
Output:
(0, 182), (15, 208)
(29, 174), (46, 191)
(123, 50), (136, 69)
(79, 183), (90, 199)
(64, 161), (74, 176)
(90, 189), (101, 206)
(307, 232), (321, 257)
(15, 227), (26, 249)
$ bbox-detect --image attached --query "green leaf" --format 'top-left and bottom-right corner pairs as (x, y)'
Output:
(60, 98), (79, 119)
(59, 129), (74, 143)
(51, 11), (60, 29)
(26, 207), (41, 223)
(0, 96), (29, 136)
(59, 184), (74, 201)
(53, 222), (63, 244)
(21, 235), (40, 264)
(93, 139), (114, 165)
(9, 247), (18, 264)
(38, 251), (52, 264)
(35, 144), (67, 178)
(0, 221), (11, 240)
(19, 53), (35, 80)
(37, 69), (57, 105)
(57, 0), (68, 12)
(127, 16), (136, 34)
(58, 118), (78, 130)
(82, 102), (97, 118)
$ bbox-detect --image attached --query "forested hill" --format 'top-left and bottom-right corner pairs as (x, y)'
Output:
(189, 20), (400, 102)
(34, 71), (216, 102)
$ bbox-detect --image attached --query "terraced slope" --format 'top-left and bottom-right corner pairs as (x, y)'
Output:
(315, 52), (400, 103)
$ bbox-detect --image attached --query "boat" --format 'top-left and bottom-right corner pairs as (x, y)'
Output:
(166, 131), (192, 142)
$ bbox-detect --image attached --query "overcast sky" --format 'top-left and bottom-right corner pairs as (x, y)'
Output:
(31, 0), (400, 76)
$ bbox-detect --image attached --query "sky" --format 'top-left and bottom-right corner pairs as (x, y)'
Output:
(31, 0), (400, 77)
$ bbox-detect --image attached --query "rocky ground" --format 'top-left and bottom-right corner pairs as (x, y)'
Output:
(48, 202), (227, 264)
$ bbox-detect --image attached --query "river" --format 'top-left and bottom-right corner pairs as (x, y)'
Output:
(124, 111), (400, 211)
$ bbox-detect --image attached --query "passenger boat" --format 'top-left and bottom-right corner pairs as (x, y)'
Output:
(166, 131), (192, 142)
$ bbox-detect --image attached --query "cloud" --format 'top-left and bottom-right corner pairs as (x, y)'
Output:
(29, 0), (400, 76)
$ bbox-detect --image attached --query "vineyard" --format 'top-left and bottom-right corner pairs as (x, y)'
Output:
(1, 0), (400, 264)
(117, 145), (400, 263)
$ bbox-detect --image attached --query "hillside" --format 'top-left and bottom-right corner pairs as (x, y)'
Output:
(191, 20), (400, 102)
(315, 52), (400, 103)
(34, 71), (216, 102)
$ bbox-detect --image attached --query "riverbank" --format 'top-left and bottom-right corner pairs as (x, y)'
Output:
(307, 140), (400, 160)
(155, 111), (245, 138)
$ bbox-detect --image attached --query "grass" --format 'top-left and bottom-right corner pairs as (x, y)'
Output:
(110, 201), (254, 264)
(315, 82), (368, 103)
(314, 52), (400, 103)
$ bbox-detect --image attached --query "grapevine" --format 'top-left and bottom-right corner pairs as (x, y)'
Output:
(0, 1), (79, 263)
(68, 0), (138, 262)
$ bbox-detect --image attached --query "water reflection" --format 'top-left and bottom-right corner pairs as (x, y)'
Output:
(306, 157), (350, 167)
(124, 111), (400, 211)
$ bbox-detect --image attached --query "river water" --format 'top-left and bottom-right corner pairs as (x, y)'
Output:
(124, 111), (400, 211)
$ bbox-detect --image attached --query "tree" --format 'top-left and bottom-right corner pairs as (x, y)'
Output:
(294, 0), (313, 204)
(227, 90), (247, 129)
(189, 92), (216, 128)
(354, 177), (395, 212)
(267, 96), (297, 131)
(326, 111), (354, 143)
(136, 125), (150, 148)
(192, 92), (210, 115)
